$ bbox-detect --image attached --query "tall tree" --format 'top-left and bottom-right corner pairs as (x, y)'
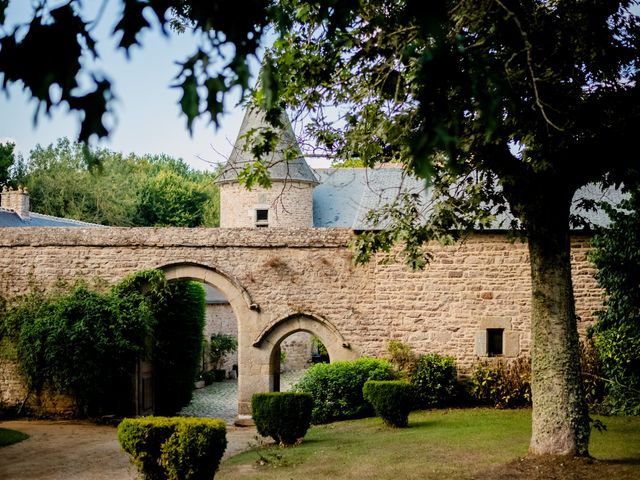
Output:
(2, 0), (639, 457)
(259, 1), (640, 456)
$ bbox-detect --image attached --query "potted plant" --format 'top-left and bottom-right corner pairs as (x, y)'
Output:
(194, 371), (205, 389)
(208, 333), (238, 381)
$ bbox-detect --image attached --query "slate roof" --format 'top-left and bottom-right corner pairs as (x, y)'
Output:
(311, 167), (625, 230)
(312, 167), (428, 229)
(217, 107), (319, 185)
(0, 208), (102, 227)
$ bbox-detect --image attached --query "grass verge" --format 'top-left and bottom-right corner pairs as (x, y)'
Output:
(0, 427), (29, 447)
(218, 408), (640, 480)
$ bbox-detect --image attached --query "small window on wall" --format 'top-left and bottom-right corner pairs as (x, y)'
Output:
(487, 328), (504, 356)
(256, 209), (269, 227)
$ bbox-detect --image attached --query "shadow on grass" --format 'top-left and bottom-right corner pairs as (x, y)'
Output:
(407, 420), (439, 429)
(599, 457), (640, 466)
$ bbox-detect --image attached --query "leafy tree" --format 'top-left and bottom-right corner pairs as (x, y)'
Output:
(589, 191), (640, 415)
(260, 1), (640, 457)
(20, 138), (219, 226)
(0, 141), (15, 186)
(3, 0), (639, 458)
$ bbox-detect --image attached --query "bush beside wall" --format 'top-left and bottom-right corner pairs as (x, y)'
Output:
(411, 353), (458, 408)
(294, 358), (396, 424)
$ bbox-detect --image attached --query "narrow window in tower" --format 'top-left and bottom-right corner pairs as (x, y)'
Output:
(256, 209), (269, 227)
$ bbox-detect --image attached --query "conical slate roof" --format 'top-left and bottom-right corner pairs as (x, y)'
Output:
(216, 106), (319, 185)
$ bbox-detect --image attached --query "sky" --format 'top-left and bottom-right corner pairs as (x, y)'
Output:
(0, 1), (265, 172)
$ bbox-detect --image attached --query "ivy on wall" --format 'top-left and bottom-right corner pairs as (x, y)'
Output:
(0, 270), (205, 417)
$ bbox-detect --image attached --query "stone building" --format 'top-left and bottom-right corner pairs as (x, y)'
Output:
(0, 106), (617, 418)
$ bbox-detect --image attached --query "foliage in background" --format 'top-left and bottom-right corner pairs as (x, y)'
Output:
(118, 416), (227, 480)
(16, 138), (219, 226)
(0, 269), (206, 417)
(411, 353), (458, 408)
(590, 192), (640, 415)
(386, 340), (418, 379)
(470, 357), (532, 409)
(294, 358), (396, 424)
(251, 392), (314, 446)
(579, 339), (607, 412)
(363, 380), (415, 428)
(153, 281), (205, 415)
(0, 141), (18, 187)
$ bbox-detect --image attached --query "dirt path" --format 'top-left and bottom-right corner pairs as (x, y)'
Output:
(0, 420), (260, 480)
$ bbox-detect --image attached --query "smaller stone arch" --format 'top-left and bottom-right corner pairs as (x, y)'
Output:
(253, 313), (357, 393)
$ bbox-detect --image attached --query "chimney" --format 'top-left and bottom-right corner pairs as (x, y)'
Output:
(1, 186), (30, 220)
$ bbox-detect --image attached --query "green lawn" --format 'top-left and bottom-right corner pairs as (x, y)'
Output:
(0, 427), (29, 447)
(218, 409), (640, 480)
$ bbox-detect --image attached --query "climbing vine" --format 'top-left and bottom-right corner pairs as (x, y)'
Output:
(0, 270), (205, 417)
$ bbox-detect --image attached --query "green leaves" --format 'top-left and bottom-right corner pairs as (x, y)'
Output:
(589, 191), (640, 414)
(20, 138), (219, 226)
(114, 0), (150, 53)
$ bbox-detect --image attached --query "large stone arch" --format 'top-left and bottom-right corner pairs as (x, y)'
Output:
(252, 313), (358, 393)
(156, 262), (261, 418)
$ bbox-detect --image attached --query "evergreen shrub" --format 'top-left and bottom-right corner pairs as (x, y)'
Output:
(363, 380), (415, 427)
(251, 392), (313, 445)
(294, 358), (396, 423)
(117, 416), (226, 480)
(411, 353), (458, 408)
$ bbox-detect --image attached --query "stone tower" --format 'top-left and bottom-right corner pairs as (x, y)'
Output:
(217, 106), (319, 228)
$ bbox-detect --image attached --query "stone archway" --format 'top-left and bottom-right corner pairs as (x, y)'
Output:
(157, 262), (261, 418)
(252, 313), (358, 394)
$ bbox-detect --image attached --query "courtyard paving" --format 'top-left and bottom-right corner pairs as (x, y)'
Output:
(179, 371), (304, 423)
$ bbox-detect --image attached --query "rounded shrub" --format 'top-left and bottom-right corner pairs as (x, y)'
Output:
(294, 358), (396, 424)
(117, 416), (226, 480)
(251, 392), (313, 445)
(363, 380), (415, 427)
(411, 353), (458, 408)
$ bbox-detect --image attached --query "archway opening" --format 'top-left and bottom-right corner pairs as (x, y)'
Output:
(177, 283), (239, 423)
(270, 331), (330, 392)
(149, 262), (254, 423)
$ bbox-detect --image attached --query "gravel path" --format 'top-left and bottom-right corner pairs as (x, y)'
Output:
(0, 372), (305, 479)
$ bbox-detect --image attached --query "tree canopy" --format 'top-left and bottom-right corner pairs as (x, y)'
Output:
(15, 138), (219, 226)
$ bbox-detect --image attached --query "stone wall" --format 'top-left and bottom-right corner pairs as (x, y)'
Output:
(0, 227), (602, 414)
(281, 332), (314, 372)
(219, 181), (315, 228)
(204, 303), (238, 374)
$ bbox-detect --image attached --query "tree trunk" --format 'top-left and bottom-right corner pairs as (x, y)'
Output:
(527, 206), (590, 456)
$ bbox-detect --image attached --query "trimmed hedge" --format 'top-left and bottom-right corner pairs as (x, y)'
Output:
(363, 380), (415, 427)
(117, 416), (226, 480)
(411, 353), (458, 408)
(251, 392), (314, 445)
(294, 358), (396, 424)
